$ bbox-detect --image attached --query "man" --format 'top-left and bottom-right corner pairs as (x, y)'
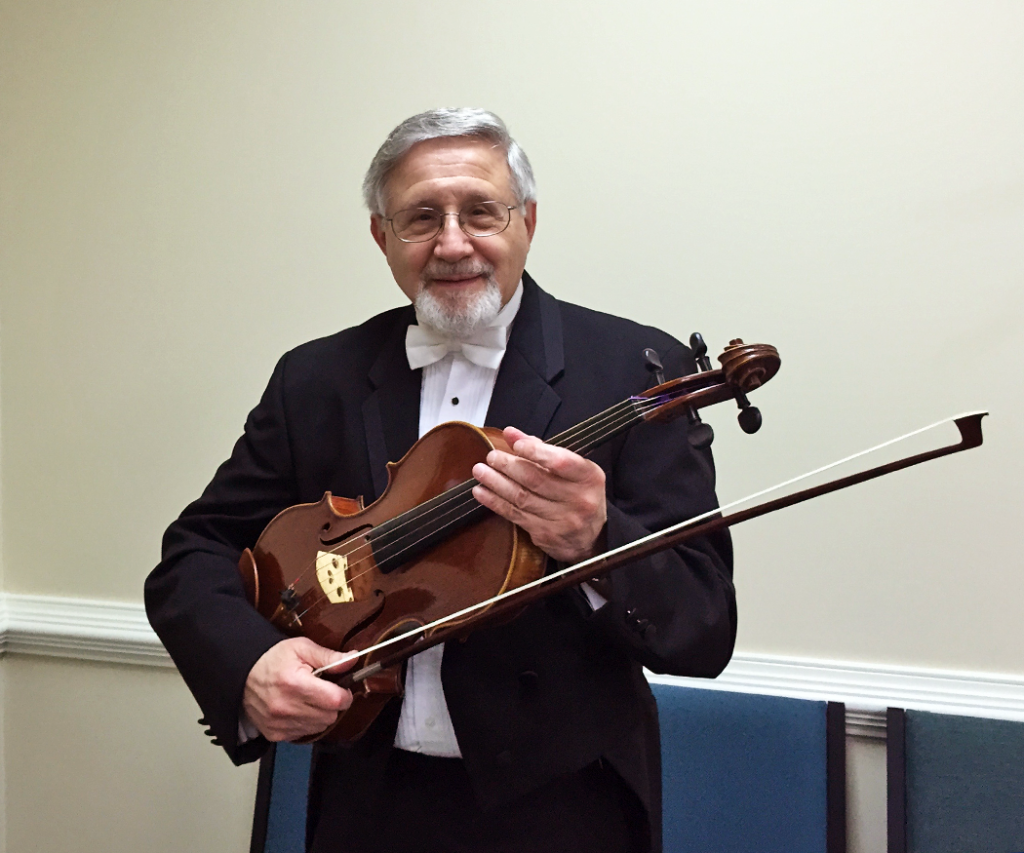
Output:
(146, 108), (736, 853)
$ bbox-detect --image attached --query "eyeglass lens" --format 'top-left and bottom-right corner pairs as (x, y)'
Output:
(391, 201), (511, 242)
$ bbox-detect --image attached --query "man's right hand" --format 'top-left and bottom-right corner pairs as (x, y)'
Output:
(242, 637), (355, 742)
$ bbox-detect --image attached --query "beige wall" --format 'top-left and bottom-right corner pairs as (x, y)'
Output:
(0, 661), (7, 853)
(2, 657), (256, 852)
(2, 1), (1022, 851)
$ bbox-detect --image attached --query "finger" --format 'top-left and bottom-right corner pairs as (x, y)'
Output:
(472, 478), (536, 528)
(498, 433), (599, 484)
(502, 425), (529, 446)
(246, 639), (352, 720)
(472, 459), (556, 521)
(295, 638), (358, 678)
(288, 641), (356, 711)
(477, 450), (596, 510)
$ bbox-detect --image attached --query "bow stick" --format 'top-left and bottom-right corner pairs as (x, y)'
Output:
(315, 411), (987, 683)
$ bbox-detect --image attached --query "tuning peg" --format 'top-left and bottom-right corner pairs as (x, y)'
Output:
(689, 333), (713, 372)
(736, 392), (762, 434)
(642, 348), (666, 385)
(686, 406), (715, 449)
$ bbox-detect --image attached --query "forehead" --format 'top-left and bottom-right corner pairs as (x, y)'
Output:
(385, 138), (513, 210)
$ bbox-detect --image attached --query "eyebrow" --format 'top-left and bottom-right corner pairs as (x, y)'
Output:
(401, 191), (497, 210)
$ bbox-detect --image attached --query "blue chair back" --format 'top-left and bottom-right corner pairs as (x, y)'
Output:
(651, 682), (844, 853)
(888, 708), (1024, 853)
(250, 742), (313, 853)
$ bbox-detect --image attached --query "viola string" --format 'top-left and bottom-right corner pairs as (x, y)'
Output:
(313, 412), (980, 675)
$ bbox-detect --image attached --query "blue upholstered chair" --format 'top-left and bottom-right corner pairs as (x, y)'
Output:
(250, 741), (312, 853)
(651, 682), (846, 853)
(887, 708), (1024, 853)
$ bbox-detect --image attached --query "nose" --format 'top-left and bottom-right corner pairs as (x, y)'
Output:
(433, 213), (474, 261)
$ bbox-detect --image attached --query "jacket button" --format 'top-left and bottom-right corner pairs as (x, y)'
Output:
(518, 670), (539, 697)
(495, 750), (513, 766)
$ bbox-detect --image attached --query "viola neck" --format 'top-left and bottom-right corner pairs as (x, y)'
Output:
(547, 397), (648, 455)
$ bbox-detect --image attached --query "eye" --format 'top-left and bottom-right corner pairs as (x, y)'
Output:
(392, 208), (442, 237)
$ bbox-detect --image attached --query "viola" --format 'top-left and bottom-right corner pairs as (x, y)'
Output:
(236, 337), (780, 742)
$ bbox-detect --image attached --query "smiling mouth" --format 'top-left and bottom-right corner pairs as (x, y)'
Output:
(431, 274), (482, 284)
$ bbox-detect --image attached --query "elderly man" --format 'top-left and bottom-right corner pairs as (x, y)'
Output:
(146, 108), (736, 853)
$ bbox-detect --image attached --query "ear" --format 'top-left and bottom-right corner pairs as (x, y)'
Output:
(522, 201), (537, 242)
(370, 215), (388, 255)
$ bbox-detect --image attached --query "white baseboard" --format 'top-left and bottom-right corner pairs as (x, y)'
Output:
(3, 592), (1024, 740)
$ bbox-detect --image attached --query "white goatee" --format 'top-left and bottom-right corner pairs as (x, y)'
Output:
(414, 277), (503, 340)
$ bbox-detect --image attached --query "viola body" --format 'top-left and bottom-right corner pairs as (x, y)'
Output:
(237, 421), (546, 742)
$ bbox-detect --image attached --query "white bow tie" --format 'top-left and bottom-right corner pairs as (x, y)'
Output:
(405, 324), (508, 370)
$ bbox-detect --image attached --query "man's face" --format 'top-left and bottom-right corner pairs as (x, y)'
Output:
(370, 138), (537, 325)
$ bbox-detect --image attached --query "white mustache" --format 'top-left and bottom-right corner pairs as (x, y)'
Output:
(423, 262), (495, 280)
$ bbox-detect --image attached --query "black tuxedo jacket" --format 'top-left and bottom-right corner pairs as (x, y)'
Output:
(145, 273), (735, 851)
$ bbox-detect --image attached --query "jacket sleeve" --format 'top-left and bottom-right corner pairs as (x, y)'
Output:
(586, 343), (737, 678)
(144, 354), (299, 764)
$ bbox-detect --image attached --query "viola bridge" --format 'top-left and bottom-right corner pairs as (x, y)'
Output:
(316, 550), (354, 603)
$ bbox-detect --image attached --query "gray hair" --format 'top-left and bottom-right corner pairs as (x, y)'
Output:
(362, 108), (537, 216)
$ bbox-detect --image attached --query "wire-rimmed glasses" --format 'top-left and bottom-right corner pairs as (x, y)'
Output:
(386, 201), (517, 243)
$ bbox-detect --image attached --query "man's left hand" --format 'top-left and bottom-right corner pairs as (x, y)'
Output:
(472, 426), (607, 564)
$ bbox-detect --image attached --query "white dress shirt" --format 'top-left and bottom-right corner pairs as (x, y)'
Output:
(394, 283), (524, 757)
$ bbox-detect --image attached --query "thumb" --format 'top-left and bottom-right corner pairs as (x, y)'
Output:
(293, 638), (358, 674)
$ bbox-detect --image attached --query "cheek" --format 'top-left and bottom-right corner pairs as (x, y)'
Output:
(479, 240), (513, 270)
(387, 244), (423, 275)
(386, 245), (430, 296)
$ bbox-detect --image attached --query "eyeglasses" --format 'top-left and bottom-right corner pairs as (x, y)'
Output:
(386, 201), (517, 243)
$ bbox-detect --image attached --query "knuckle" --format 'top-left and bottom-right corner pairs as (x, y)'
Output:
(502, 500), (525, 524)
(512, 466), (540, 492)
(266, 697), (291, 719)
(509, 484), (533, 511)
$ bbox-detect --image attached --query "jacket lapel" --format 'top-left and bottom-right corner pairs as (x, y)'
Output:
(362, 305), (421, 500)
(485, 272), (565, 440)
